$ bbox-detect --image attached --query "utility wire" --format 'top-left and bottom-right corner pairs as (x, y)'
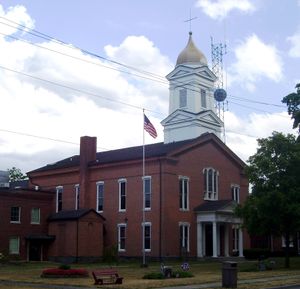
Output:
(0, 128), (109, 151)
(0, 17), (287, 110)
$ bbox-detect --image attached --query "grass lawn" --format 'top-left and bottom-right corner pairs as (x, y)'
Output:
(0, 258), (300, 289)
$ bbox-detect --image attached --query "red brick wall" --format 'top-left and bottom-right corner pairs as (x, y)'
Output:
(0, 190), (54, 260)
(27, 136), (249, 259)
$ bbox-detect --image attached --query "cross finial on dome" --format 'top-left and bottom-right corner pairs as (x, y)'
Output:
(184, 9), (197, 33)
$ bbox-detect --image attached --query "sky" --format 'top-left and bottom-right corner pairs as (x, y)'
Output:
(0, 0), (299, 174)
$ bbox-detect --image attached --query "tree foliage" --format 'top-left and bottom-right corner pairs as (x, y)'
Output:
(7, 167), (27, 182)
(282, 83), (300, 133)
(236, 132), (300, 268)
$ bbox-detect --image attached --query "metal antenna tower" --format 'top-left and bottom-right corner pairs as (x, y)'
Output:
(211, 37), (227, 142)
(211, 37), (227, 89)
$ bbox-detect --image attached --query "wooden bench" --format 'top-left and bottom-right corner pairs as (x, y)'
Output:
(92, 269), (123, 285)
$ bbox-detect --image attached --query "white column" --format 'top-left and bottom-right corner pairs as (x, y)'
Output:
(238, 227), (244, 257)
(203, 224), (206, 256)
(197, 222), (203, 257)
(217, 224), (220, 256)
(212, 221), (218, 258)
(224, 224), (229, 257)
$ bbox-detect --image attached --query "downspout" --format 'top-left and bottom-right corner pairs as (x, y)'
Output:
(159, 158), (162, 261)
(76, 219), (79, 263)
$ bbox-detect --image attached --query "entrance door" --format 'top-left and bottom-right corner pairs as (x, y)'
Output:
(205, 224), (213, 256)
(29, 242), (41, 261)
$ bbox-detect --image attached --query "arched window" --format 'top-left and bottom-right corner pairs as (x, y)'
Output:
(203, 168), (219, 200)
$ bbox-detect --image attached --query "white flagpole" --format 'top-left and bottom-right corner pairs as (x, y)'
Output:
(142, 108), (146, 266)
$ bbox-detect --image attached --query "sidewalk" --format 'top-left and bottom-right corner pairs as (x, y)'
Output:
(157, 274), (300, 289)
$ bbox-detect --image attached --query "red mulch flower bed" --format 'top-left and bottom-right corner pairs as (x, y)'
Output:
(41, 268), (89, 278)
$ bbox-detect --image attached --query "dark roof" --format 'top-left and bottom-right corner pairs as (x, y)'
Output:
(28, 133), (245, 174)
(194, 200), (234, 212)
(25, 234), (55, 241)
(29, 137), (201, 173)
(48, 208), (105, 222)
(10, 180), (29, 189)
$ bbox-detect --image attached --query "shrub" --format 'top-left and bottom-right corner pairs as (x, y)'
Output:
(0, 252), (8, 264)
(58, 264), (71, 270)
(143, 271), (193, 279)
(103, 245), (118, 263)
(243, 249), (270, 260)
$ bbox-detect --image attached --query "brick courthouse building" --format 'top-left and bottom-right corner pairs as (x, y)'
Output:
(0, 32), (250, 262)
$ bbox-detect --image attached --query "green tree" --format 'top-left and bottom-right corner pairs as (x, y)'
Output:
(282, 83), (300, 135)
(236, 132), (300, 268)
(7, 167), (27, 182)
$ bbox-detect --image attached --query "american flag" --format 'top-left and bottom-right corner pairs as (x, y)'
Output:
(144, 114), (157, 138)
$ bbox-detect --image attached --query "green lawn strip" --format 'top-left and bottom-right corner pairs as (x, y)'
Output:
(0, 258), (299, 289)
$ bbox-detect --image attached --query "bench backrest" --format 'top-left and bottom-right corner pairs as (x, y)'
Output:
(93, 270), (118, 276)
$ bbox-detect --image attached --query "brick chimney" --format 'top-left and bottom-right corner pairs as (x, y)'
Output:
(79, 136), (97, 208)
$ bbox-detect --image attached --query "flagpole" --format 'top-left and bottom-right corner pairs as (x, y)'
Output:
(142, 108), (146, 266)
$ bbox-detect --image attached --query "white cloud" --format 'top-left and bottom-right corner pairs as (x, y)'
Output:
(228, 34), (283, 91)
(196, 0), (255, 20)
(0, 6), (170, 173)
(0, 4), (34, 36)
(287, 31), (300, 58)
(225, 110), (296, 162)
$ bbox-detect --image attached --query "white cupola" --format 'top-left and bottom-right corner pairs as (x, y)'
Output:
(161, 32), (223, 143)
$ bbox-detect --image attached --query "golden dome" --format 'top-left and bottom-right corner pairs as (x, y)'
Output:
(176, 32), (207, 66)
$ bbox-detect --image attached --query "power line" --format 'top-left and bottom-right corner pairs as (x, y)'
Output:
(0, 128), (109, 151)
(0, 17), (287, 111)
(0, 64), (154, 113)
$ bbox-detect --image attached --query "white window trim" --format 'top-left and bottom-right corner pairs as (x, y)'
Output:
(56, 186), (63, 213)
(142, 222), (152, 252)
(10, 206), (21, 224)
(74, 184), (80, 210)
(30, 208), (40, 224)
(231, 184), (240, 203)
(179, 88), (187, 108)
(9, 237), (20, 255)
(117, 223), (127, 252)
(143, 176), (152, 211)
(282, 236), (294, 247)
(203, 167), (219, 201)
(179, 176), (189, 211)
(96, 181), (104, 213)
(118, 178), (127, 212)
(179, 222), (190, 252)
(201, 88), (207, 108)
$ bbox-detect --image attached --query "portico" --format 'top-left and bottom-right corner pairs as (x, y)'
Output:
(195, 200), (244, 258)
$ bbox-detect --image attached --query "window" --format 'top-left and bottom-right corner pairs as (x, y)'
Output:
(10, 207), (20, 223)
(96, 182), (104, 212)
(201, 89), (207, 108)
(203, 168), (219, 200)
(118, 179), (127, 212)
(179, 176), (189, 210)
(231, 185), (240, 203)
(143, 222), (151, 251)
(232, 226), (239, 252)
(179, 222), (190, 252)
(179, 89), (187, 108)
(282, 235), (294, 247)
(9, 237), (20, 254)
(118, 224), (126, 252)
(143, 176), (151, 210)
(75, 184), (80, 210)
(31, 208), (40, 224)
(56, 186), (63, 212)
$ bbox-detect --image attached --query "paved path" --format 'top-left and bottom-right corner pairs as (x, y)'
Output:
(1, 274), (300, 289)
